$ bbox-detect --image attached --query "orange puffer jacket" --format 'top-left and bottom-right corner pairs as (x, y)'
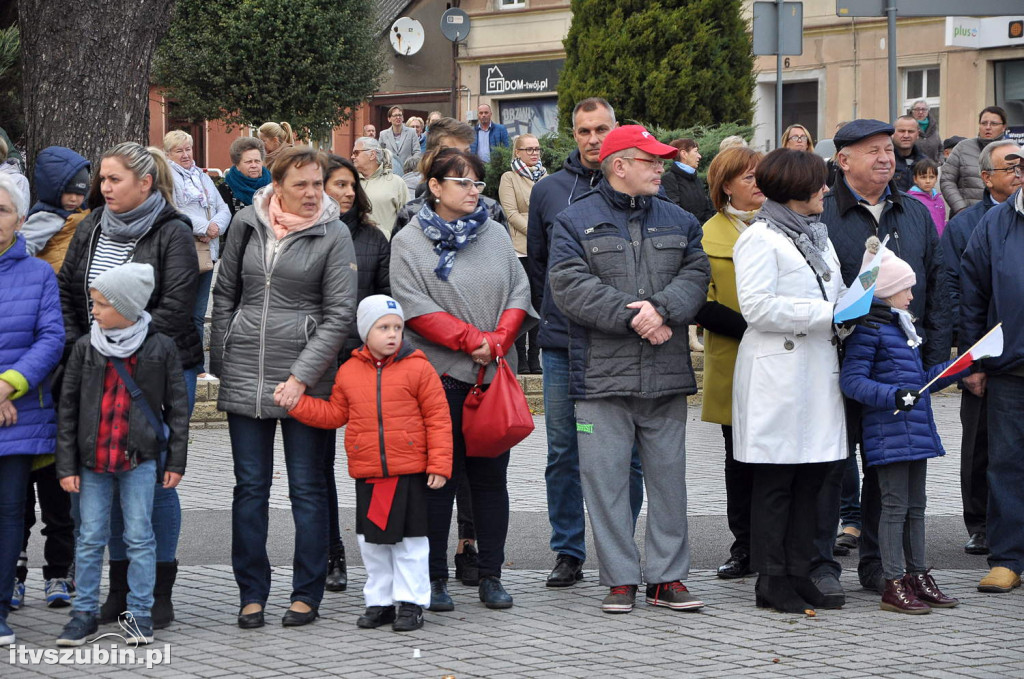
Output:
(290, 342), (452, 480)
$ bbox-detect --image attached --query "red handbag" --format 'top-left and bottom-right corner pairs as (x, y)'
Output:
(462, 343), (535, 457)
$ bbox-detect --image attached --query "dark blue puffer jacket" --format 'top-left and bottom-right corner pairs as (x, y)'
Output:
(840, 304), (966, 467)
(0, 233), (65, 457)
(29, 146), (90, 219)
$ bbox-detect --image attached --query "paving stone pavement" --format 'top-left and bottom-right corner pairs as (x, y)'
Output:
(8, 395), (1021, 678)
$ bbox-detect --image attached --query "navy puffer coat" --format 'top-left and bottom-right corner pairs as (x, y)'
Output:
(840, 305), (966, 467)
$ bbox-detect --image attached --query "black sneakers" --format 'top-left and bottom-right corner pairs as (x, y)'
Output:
(601, 585), (638, 613)
(356, 605), (396, 629)
(392, 603), (424, 632)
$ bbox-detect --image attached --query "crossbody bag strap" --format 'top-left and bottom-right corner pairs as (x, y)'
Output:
(109, 357), (167, 450)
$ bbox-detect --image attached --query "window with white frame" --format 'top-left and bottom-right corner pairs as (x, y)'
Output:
(498, 0), (526, 8)
(902, 66), (940, 117)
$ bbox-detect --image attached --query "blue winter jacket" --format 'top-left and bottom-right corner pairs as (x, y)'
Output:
(840, 304), (965, 467)
(941, 190), (996, 336)
(28, 146), (90, 219)
(960, 188), (1024, 374)
(469, 122), (510, 156)
(526, 150), (603, 349)
(0, 233), (65, 457)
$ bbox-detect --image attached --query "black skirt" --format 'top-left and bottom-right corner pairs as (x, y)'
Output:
(355, 473), (430, 544)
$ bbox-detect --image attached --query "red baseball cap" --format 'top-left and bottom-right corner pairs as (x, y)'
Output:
(598, 125), (678, 162)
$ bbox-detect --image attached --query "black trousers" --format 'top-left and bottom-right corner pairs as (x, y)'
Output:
(722, 425), (753, 559)
(427, 387), (509, 581)
(750, 462), (830, 577)
(20, 464), (75, 581)
(959, 390), (988, 536)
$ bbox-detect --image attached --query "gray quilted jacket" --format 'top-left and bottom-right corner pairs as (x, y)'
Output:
(209, 186), (357, 419)
(941, 137), (988, 216)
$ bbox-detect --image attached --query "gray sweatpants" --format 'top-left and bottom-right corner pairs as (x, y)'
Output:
(575, 394), (691, 586)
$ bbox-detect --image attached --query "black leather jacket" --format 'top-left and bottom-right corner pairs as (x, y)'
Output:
(55, 331), (189, 479)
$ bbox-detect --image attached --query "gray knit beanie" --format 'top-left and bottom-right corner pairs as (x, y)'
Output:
(357, 295), (404, 342)
(91, 263), (155, 322)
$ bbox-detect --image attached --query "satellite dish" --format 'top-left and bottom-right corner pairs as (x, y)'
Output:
(440, 8), (471, 42)
(390, 17), (425, 56)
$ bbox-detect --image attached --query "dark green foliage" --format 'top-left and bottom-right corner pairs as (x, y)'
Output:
(558, 0), (755, 132)
(0, 25), (24, 148)
(153, 0), (386, 136)
(481, 122), (751, 199)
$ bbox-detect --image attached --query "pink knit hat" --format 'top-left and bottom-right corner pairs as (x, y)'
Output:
(863, 236), (916, 298)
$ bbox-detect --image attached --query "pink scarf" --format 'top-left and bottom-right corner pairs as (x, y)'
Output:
(267, 193), (320, 240)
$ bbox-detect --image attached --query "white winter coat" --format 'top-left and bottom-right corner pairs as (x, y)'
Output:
(731, 221), (848, 464)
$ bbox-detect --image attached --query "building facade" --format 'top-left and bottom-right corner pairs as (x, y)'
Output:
(148, 0), (1023, 169)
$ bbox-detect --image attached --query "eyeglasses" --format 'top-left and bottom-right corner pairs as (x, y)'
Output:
(518, 147), (542, 154)
(622, 156), (664, 168)
(390, 113), (404, 119)
(350, 149), (368, 158)
(912, 107), (929, 112)
(444, 177), (486, 191)
(789, 135), (809, 142)
(989, 164), (1022, 177)
(979, 121), (1004, 127)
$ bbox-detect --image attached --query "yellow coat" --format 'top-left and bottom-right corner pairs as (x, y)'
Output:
(700, 211), (744, 425)
(38, 210), (89, 274)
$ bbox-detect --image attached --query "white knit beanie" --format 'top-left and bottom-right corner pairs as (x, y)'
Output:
(862, 236), (916, 299)
(91, 263), (155, 322)
(357, 295), (404, 343)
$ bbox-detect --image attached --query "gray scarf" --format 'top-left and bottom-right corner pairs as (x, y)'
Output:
(757, 199), (831, 280)
(90, 311), (152, 358)
(100, 191), (166, 243)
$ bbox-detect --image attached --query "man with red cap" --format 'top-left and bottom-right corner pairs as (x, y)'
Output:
(547, 125), (710, 614)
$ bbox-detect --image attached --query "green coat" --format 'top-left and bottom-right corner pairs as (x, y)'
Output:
(700, 211), (743, 425)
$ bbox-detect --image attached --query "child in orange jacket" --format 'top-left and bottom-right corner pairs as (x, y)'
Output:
(280, 295), (452, 632)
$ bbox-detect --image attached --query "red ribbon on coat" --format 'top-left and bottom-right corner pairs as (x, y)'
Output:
(366, 476), (400, 531)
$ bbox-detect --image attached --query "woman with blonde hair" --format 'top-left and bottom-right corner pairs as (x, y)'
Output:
(780, 124), (814, 152)
(58, 141), (200, 630)
(696, 145), (765, 581)
(258, 121), (295, 169)
(163, 130), (231, 371)
(498, 133), (545, 374)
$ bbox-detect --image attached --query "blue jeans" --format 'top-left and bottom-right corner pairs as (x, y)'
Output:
(986, 374), (1024, 573)
(228, 414), (330, 608)
(192, 269), (214, 372)
(542, 348), (643, 562)
(75, 461), (157, 618)
(0, 455), (32, 617)
(107, 481), (180, 563)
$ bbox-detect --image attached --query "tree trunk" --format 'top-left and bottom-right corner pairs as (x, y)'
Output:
(18, 0), (175, 175)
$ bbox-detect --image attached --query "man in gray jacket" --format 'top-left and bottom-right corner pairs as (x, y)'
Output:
(548, 125), (710, 614)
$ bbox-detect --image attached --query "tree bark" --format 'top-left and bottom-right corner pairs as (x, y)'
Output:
(18, 0), (175, 174)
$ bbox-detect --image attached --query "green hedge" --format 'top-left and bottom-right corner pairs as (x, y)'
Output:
(482, 122), (753, 201)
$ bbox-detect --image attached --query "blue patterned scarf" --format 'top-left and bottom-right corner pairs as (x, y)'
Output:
(417, 201), (489, 281)
(224, 166), (272, 206)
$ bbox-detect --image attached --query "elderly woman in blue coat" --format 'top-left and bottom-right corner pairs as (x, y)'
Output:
(840, 237), (967, 615)
(0, 174), (66, 645)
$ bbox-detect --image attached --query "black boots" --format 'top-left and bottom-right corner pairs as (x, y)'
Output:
(326, 542), (348, 592)
(152, 560), (177, 629)
(754, 575), (816, 616)
(98, 560), (129, 624)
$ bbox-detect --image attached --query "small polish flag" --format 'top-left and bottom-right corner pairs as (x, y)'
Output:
(933, 323), (1003, 383)
(892, 323), (1003, 415)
